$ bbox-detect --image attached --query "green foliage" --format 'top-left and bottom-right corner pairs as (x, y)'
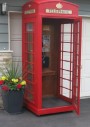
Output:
(0, 62), (21, 79)
(0, 62), (26, 91)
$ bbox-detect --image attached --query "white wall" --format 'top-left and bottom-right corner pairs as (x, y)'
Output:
(0, 0), (29, 50)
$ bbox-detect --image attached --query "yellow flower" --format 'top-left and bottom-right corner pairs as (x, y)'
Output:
(21, 80), (26, 85)
(11, 79), (14, 82)
(14, 79), (18, 83)
(12, 78), (18, 83)
(1, 76), (7, 81)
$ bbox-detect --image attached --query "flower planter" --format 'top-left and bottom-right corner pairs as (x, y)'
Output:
(2, 90), (24, 114)
(0, 62), (26, 114)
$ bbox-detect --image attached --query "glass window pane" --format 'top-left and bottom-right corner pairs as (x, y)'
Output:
(26, 83), (33, 91)
(27, 33), (33, 42)
(28, 54), (33, 62)
(28, 43), (33, 52)
(0, 42), (8, 50)
(26, 23), (33, 32)
(27, 73), (33, 81)
(28, 94), (33, 101)
(27, 64), (33, 71)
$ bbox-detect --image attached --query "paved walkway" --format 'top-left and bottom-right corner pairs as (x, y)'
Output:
(0, 99), (90, 127)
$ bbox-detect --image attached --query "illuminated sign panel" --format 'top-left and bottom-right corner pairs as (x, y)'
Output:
(24, 9), (35, 14)
(46, 9), (72, 14)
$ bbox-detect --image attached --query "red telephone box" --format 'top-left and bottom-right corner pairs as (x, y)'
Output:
(22, 0), (82, 115)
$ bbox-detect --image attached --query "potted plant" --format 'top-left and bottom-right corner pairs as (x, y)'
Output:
(0, 62), (26, 114)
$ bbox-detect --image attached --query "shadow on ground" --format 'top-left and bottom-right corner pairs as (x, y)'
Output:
(0, 98), (90, 127)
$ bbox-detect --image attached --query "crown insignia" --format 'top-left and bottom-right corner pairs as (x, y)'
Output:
(56, 3), (63, 9)
(28, 4), (31, 8)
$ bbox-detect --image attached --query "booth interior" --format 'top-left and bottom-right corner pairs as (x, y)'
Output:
(42, 18), (74, 108)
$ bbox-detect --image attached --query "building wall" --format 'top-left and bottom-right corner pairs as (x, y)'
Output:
(0, 15), (8, 50)
(0, 0), (90, 100)
(0, 0), (90, 50)
(67, 0), (90, 15)
(0, 0), (29, 108)
(0, 0), (29, 51)
(0, 0), (90, 51)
